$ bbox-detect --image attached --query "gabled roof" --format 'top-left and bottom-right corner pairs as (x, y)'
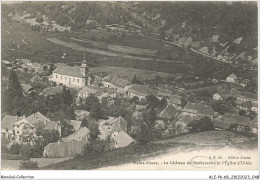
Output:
(241, 79), (251, 85)
(45, 121), (59, 131)
(227, 73), (238, 80)
(176, 115), (201, 126)
(183, 103), (214, 116)
(67, 120), (82, 132)
(108, 116), (126, 125)
(62, 127), (90, 142)
(95, 87), (117, 97)
(169, 95), (182, 105)
(105, 76), (131, 88)
(111, 131), (135, 148)
(42, 86), (63, 96)
(78, 86), (98, 95)
(157, 89), (172, 97)
(221, 113), (251, 126)
(13, 119), (34, 127)
(21, 83), (33, 93)
(26, 112), (50, 126)
(157, 104), (178, 119)
(213, 119), (231, 130)
(129, 84), (153, 96)
(241, 101), (254, 108)
(2, 115), (22, 130)
(53, 66), (85, 78)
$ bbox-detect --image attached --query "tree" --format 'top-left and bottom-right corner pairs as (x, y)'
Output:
(36, 129), (60, 145)
(8, 70), (23, 99)
(62, 86), (73, 105)
(239, 110), (246, 116)
(146, 95), (160, 110)
(132, 74), (141, 84)
(84, 94), (99, 111)
(88, 123), (100, 140)
(189, 117), (214, 132)
(90, 102), (103, 119)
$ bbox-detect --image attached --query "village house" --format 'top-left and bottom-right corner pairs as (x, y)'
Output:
(49, 60), (90, 88)
(99, 116), (127, 140)
(102, 76), (132, 94)
(157, 104), (179, 121)
(77, 86), (98, 100)
(1, 115), (22, 141)
(240, 79), (251, 87)
(236, 101), (258, 113)
(95, 87), (117, 102)
(182, 102), (215, 118)
(1, 112), (61, 142)
(43, 140), (89, 158)
(110, 131), (135, 148)
(213, 113), (252, 133)
(21, 83), (34, 95)
(75, 110), (90, 120)
(168, 95), (183, 109)
(62, 127), (90, 142)
(231, 89), (257, 104)
(212, 90), (233, 101)
(213, 93), (223, 101)
(40, 86), (63, 97)
(12, 118), (36, 144)
(128, 84), (153, 101)
(226, 73), (238, 83)
(65, 120), (82, 132)
(175, 115), (203, 134)
(156, 89), (172, 100)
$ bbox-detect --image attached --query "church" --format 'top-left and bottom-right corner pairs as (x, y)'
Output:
(49, 59), (89, 88)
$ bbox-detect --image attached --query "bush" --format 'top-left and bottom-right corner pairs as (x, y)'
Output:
(10, 143), (20, 154)
(19, 160), (39, 170)
(189, 117), (214, 132)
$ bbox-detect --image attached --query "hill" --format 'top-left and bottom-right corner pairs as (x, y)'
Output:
(2, 2), (257, 66)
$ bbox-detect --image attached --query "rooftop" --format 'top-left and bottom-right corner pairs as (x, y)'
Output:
(2, 115), (22, 130)
(105, 76), (131, 88)
(53, 66), (85, 78)
(183, 102), (214, 117)
(42, 86), (63, 96)
(129, 84), (153, 96)
(62, 127), (90, 142)
(157, 104), (178, 119)
(26, 111), (50, 126)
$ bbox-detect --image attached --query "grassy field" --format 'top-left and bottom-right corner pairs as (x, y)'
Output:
(70, 37), (157, 56)
(41, 130), (256, 170)
(89, 65), (175, 80)
(1, 157), (70, 170)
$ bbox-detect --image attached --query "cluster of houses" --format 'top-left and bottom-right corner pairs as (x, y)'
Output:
(1, 110), (135, 158)
(1, 58), (258, 158)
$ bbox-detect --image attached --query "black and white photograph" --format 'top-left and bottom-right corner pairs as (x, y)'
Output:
(0, 0), (258, 177)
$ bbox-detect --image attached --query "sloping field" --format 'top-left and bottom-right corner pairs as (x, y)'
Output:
(47, 38), (162, 62)
(70, 37), (157, 56)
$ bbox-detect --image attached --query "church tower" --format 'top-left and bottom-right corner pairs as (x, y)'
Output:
(80, 52), (89, 85)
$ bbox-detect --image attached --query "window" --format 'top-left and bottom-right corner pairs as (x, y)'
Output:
(17, 125), (19, 128)
(73, 78), (75, 82)
(61, 76), (62, 80)
(17, 131), (19, 134)
(56, 75), (57, 79)
(65, 77), (67, 81)
(77, 79), (79, 83)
